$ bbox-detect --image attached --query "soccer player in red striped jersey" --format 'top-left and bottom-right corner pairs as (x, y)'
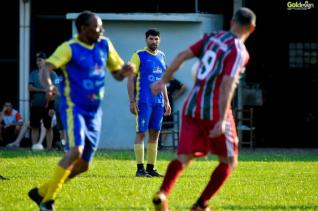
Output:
(151, 7), (256, 211)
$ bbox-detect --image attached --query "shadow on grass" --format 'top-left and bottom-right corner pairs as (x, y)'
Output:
(0, 147), (63, 158)
(1, 148), (318, 162)
(59, 204), (318, 210)
(60, 205), (151, 210)
(221, 204), (318, 210)
(238, 148), (318, 162)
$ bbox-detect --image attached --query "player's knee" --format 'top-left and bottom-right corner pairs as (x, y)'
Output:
(70, 147), (84, 160)
(177, 154), (193, 166)
(227, 157), (238, 170)
(137, 132), (146, 139)
(219, 156), (237, 170)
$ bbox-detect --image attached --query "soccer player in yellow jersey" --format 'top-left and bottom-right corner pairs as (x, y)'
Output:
(128, 29), (171, 177)
(28, 11), (135, 210)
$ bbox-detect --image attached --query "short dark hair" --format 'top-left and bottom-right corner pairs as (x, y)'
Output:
(145, 28), (160, 38)
(233, 7), (256, 27)
(36, 52), (47, 59)
(75, 10), (96, 32)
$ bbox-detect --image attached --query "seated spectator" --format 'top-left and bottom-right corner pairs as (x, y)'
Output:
(0, 101), (23, 146)
(6, 120), (46, 149)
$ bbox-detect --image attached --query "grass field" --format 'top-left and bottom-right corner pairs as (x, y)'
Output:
(1, 148), (318, 210)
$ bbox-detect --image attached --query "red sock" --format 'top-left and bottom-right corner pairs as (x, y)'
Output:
(198, 162), (232, 205)
(160, 159), (184, 196)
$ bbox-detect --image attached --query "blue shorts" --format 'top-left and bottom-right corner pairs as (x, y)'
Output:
(136, 103), (164, 132)
(60, 104), (102, 162)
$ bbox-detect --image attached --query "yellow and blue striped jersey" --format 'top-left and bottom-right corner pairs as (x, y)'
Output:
(130, 48), (166, 104)
(47, 35), (124, 108)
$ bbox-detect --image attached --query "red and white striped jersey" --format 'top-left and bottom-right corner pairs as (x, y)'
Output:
(183, 31), (249, 120)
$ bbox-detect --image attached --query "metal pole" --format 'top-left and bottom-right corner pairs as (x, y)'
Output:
(194, 0), (199, 13)
(19, 0), (30, 122)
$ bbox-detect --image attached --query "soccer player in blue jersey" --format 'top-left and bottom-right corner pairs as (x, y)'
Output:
(28, 11), (135, 210)
(128, 28), (171, 177)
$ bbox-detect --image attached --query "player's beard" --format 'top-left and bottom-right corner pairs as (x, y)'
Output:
(148, 43), (158, 51)
(89, 33), (102, 44)
(90, 36), (99, 44)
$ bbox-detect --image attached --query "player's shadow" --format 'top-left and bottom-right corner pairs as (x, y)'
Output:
(220, 204), (318, 210)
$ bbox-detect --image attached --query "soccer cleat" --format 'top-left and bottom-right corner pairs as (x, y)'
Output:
(152, 192), (168, 211)
(6, 143), (19, 149)
(0, 175), (9, 180)
(39, 200), (55, 211)
(136, 169), (152, 177)
(147, 168), (164, 177)
(55, 141), (64, 151)
(28, 187), (43, 206)
(191, 203), (212, 211)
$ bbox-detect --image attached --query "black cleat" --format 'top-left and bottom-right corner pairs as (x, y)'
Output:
(136, 169), (152, 177)
(40, 200), (55, 211)
(147, 168), (164, 177)
(191, 203), (212, 211)
(152, 192), (168, 211)
(28, 187), (43, 206)
(0, 175), (9, 180)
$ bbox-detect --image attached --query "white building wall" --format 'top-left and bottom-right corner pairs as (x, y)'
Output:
(67, 13), (223, 149)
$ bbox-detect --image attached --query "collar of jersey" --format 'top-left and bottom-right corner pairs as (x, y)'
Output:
(73, 34), (96, 50)
(144, 47), (159, 55)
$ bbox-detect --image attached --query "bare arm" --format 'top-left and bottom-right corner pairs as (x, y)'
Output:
(111, 63), (135, 81)
(151, 48), (194, 95)
(209, 75), (238, 138)
(41, 63), (56, 89)
(163, 84), (171, 116)
(127, 75), (135, 103)
(40, 62), (58, 100)
(219, 75), (238, 121)
(112, 70), (125, 81)
(163, 85), (169, 104)
(162, 48), (195, 83)
(127, 75), (138, 114)
(172, 84), (187, 101)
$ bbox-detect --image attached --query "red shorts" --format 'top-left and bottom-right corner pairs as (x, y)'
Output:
(178, 113), (238, 158)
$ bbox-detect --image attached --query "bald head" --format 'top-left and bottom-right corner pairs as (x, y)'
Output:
(75, 10), (97, 33)
(232, 7), (256, 28)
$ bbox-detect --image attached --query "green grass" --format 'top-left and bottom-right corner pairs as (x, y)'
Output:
(1, 148), (318, 210)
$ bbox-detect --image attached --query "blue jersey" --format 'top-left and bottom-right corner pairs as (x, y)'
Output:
(47, 35), (124, 109)
(47, 35), (124, 161)
(130, 48), (166, 104)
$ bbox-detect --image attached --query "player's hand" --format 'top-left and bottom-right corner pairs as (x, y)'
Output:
(151, 80), (165, 95)
(46, 85), (58, 101)
(164, 102), (171, 116)
(130, 101), (139, 115)
(120, 62), (136, 77)
(47, 84), (57, 94)
(209, 120), (226, 138)
(48, 109), (55, 117)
